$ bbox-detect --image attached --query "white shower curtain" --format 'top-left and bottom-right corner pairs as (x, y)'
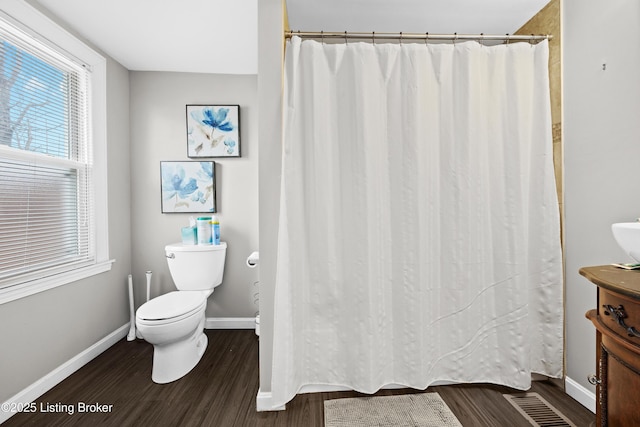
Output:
(271, 36), (563, 408)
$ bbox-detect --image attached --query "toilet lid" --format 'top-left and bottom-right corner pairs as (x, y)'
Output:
(137, 291), (206, 321)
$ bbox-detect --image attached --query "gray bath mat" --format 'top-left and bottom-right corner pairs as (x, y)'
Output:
(324, 392), (463, 427)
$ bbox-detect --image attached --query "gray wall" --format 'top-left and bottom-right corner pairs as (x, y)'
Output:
(564, 0), (640, 393)
(0, 56), (131, 402)
(129, 72), (259, 318)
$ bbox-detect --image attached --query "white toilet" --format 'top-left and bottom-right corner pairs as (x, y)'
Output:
(136, 242), (227, 383)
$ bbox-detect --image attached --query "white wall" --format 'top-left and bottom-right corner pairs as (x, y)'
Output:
(129, 72), (259, 319)
(564, 0), (640, 396)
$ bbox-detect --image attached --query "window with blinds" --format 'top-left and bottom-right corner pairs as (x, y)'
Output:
(0, 17), (94, 289)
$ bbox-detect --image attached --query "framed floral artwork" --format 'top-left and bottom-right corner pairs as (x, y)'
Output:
(186, 104), (240, 157)
(160, 161), (216, 213)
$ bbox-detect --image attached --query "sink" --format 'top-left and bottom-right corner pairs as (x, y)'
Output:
(612, 222), (640, 262)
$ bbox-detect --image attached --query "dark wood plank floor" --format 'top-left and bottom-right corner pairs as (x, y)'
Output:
(5, 330), (594, 426)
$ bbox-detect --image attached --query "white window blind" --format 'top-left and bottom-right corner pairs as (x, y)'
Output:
(0, 16), (94, 289)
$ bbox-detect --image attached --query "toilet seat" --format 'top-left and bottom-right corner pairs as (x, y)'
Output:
(137, 291), (206, 324)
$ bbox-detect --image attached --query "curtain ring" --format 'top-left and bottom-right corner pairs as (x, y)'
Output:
(530, 33), (535, 46)
(480, 32), (484, 47)
(453, 32), (457, 45)
(321, 30), (324, 44)
(400, 31), (403, 45)
(506, 33), (510, 45)
(372, 31), (375, 44)
(344, 30), (348, 44)
(425, 32), (429, 45)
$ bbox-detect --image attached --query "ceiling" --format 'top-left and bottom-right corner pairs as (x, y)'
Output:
(32, 0), (258, 74)
(29, 0), (550, 75)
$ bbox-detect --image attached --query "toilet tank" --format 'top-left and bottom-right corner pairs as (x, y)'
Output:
(165, 242), (227, 291)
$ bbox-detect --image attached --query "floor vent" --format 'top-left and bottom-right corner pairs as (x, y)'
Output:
(503, 392), (576, 427)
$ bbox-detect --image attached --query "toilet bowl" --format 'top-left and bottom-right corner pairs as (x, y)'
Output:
(135, 242), (226, 383)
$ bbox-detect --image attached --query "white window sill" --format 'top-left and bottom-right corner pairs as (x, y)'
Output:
(0, 260), (115, 305)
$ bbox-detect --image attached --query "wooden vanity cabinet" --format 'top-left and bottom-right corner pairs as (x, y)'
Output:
(581, 265), (640, 427)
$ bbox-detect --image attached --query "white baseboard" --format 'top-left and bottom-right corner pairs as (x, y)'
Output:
(256, 388), (286, 412)
(0, 323), (128, 424)
(205, 317), (256, 330)
(565, 376), (596, 413)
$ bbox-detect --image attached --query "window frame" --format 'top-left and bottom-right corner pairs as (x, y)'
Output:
(0, 0), (112, 304)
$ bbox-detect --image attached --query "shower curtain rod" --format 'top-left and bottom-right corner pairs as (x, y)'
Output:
(285, 30), (552, 42)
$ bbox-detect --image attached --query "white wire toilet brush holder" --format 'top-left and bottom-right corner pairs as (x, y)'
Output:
(146, 270), (152, 303)
(127, 274), (136, 341)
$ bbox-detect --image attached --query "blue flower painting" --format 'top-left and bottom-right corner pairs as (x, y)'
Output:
(187, 105), (240, 157)
(161, 161), (216, 213)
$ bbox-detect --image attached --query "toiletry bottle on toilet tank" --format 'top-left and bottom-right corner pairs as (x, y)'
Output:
(197, 217), (212, 245)
(211, 215), (220, 245)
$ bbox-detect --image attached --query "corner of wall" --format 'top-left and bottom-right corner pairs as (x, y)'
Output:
(257, 0), (286, 396)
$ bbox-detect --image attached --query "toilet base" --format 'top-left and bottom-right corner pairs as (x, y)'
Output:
(151, 323), (208, 384)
